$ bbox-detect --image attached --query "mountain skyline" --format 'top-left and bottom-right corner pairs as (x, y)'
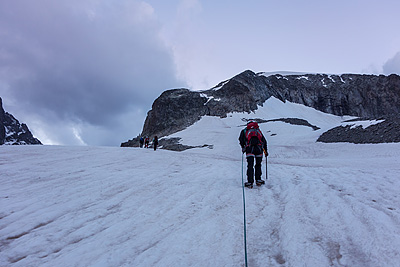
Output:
(121, 70), (400, 147)
(1, 0), (400, 146)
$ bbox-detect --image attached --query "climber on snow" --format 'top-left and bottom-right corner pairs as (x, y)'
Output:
(239, 120), (268, 187)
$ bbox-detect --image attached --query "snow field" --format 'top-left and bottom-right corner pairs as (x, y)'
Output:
(1, 98), (400, 266)
(1, 146), (246, 266)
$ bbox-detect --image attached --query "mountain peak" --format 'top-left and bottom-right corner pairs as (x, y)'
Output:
(0, 97), (42, 145)
(121, 71), (400, 147)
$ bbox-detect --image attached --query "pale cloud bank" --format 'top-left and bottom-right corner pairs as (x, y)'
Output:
(0, 0), (182, 145)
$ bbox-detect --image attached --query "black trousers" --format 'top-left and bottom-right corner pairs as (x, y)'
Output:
(246, 156), (262, 183)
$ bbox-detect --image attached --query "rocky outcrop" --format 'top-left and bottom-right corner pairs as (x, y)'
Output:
(0, 98), (5, 145)
(317, 117), (400, 144)
(261, 72), (400, 118)
(141, 89), (209, 139)
(0, 97), (42, 145)
(122, 70), (400, 147)
(158, 137), (213, 151)
(250, 118), (320, 131)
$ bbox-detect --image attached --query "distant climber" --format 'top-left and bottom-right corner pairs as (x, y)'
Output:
(239, 120), (268, 187)
(144, 136), (150, 148)
(153, 136), (159, 151)
(139, 136), (144, 148)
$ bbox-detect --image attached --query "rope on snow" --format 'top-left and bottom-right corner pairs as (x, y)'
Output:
(241, 153), (249, 267)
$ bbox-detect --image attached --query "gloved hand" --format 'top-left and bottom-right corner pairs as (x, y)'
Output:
(242, 147), (246, 154)
(264, 149), (269, 157)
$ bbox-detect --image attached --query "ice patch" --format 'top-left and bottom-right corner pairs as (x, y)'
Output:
(211, 80), (229, 90)
(296, 76), (309, 80)
(344, 119), (385, 129)
(200, 93), (221, 104)
(321, 78), (328, 88)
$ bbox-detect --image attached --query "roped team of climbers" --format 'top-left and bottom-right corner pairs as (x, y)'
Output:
(139, 135), (159, 151)
(138, 119), (269, 188)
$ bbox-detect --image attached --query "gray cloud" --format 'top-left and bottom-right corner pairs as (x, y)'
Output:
(383, 52), (400, 75)
(0, 0), (182, 145)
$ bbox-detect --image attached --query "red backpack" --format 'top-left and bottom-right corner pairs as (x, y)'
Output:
(245, 122), (263, 147)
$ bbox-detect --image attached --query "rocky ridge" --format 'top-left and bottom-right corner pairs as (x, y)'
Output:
(0, 97), (42, 145)
(317, 117), (400, 144)
(121, 70), (400, 147)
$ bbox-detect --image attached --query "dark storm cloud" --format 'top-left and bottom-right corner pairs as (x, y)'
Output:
(0, 0), (182, 145)
(383, 52), (400, 75)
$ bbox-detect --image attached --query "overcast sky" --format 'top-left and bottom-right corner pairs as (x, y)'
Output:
(1, 0), (400, 146)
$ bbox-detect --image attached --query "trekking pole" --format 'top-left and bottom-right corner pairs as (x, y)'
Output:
(266, 155), (268, 180)
(264, 149), (268, 181)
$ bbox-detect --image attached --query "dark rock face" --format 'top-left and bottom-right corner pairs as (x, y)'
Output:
(317, 118), (400, 144)
(158, 137), (213, 151)
(121, 136), (213, 151)
(0, 98), (5, 145)
(142, 89), (208, 138)
(0, 97), (42, 145)
(122, 70), (400, 146)
(263, 73), (400, 118)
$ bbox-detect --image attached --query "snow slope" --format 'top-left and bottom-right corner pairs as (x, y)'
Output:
(1, 98), (400, 267)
